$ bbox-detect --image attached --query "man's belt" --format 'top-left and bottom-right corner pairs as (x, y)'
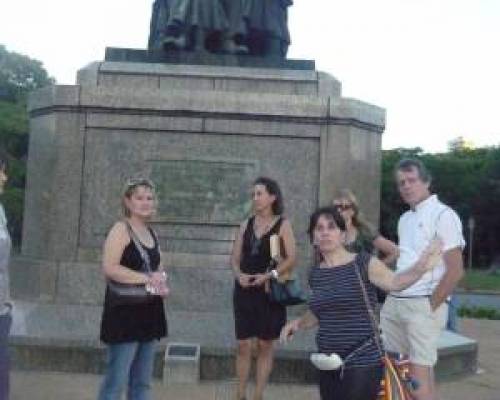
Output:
(389, 294), (431, 299)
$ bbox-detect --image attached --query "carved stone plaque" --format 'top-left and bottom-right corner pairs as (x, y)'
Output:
(150, 159), (257, 224)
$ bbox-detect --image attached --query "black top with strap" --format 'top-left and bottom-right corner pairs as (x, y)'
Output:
(100, 224), (167, 343)
(240, 216), (283, 276)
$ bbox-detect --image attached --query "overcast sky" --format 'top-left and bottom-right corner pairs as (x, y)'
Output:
(1, 0), (499, 152)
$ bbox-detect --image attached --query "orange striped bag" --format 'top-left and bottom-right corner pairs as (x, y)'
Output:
(378, 354), (413, 400)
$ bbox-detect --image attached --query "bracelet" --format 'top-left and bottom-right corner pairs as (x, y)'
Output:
(270, 269), (279, 280)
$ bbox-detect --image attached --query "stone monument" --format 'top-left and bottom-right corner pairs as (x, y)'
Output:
(8, 1), (477, 383)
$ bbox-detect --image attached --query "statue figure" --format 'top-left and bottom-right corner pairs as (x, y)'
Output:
(148, 0), (171, 50)
(240, 0), (293, 57)
(160, 0), (228, 52)
(221, 0), (249, 55)
(147, 0), (292, 57)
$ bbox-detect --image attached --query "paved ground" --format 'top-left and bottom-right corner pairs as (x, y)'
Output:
(10, 318), (500, 400)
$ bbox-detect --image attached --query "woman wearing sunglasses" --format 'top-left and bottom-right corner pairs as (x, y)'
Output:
(333, 189), (399, 304)
(333, 189), (399, 268)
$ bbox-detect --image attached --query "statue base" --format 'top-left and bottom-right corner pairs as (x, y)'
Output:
(9, 298), (478, 382)
(105, 47), (315, 70)
(16, 59), (392, 382)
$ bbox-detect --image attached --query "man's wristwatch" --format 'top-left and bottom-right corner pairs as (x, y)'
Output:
(270, 269), (279, 280)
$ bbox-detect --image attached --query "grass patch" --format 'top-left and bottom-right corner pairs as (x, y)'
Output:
(459, 270), (500, 291)
(458, 305), (500, 320)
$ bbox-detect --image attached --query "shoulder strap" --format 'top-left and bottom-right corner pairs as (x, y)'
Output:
(355, 251), (371, 280)
(274, 216), (284, 231)
(264, 215), (282, 236)
(354, 259), (384, 358)
(125, 222), (152, 274)
(148, 227), (161, 253)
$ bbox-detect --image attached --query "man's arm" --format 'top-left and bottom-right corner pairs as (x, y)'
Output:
(430, 208), (465, 310)
(430, 247), (464, 310)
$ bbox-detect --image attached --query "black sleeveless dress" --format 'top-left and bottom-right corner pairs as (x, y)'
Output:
(100, 227), (167, 343)
(233, 216), (286, 340)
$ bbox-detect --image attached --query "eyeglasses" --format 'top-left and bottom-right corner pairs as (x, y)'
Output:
(125, 178), (155, 190)
(334, 203), (353, 211)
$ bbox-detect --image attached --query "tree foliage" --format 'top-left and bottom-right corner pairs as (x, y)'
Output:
(0, 45), (54, 246)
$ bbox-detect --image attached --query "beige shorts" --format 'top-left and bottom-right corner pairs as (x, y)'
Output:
(380, 296), (448, 367)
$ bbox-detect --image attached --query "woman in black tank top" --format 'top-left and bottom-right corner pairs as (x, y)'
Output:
(230, 177), (297, 400)
(98, 179), (168, 400)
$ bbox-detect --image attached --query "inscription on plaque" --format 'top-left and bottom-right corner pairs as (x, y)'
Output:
(151, 159), (257, 224)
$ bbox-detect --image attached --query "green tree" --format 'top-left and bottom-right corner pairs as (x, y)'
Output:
(0, 44), (54, 246)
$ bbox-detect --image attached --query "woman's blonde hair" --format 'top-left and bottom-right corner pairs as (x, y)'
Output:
(334, 188), (375, 235)
(121, 178), (156, 217)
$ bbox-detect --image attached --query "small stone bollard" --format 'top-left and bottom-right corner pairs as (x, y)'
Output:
(163, 342), (201, 384)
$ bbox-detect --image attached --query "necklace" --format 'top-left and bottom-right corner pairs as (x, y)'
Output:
(254, 215), (277, 237)
(250, 215), (278, 255)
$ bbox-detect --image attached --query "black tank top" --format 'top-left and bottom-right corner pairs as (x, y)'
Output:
(100, 226), (167, 343)
(240, 216), (283, 275)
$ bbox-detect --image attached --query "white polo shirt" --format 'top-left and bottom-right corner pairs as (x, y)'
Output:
(391, 195), (465, 297)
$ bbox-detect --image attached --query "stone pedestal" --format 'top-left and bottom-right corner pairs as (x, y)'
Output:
(10, 58), (402, 380)
(18, 60), (384, 312)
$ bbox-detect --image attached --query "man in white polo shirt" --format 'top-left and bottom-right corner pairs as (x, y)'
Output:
(381, 158), (465, 400)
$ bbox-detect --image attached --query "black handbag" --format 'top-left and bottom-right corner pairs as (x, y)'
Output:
(266, 233), (307, 306)
(268, 275), (308, 306)
(107, 223), (157, 307)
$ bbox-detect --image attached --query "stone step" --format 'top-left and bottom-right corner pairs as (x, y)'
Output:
(9, 302), (477, 382)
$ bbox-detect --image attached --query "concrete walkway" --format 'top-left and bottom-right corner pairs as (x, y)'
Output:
(10, 318), (500, 400)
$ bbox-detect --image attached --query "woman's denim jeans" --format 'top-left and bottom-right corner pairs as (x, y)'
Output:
(98, 340), (157, 400)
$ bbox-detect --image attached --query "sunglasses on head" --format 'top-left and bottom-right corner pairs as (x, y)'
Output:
(125, 178), (155, 190)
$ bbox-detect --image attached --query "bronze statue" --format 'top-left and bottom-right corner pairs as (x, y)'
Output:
(164, 0), (228, 51)
(148, 0), (292, 57)
(148, 0), (170, 50)
(221, 0), (249, 55)
(240, 0), (292, 57)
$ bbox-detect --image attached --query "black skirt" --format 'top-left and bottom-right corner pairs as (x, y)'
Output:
(233, 282), (286, 340)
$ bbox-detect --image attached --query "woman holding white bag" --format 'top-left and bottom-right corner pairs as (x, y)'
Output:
(280, 206), (441, 400)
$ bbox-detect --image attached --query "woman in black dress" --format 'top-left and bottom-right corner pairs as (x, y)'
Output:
(98, 179), (168, 400)
(230, 177), (296, 400)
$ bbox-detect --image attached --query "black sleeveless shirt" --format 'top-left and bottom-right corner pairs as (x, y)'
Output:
(100, 227), (167, 343)
(240, 216), (283, 275)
